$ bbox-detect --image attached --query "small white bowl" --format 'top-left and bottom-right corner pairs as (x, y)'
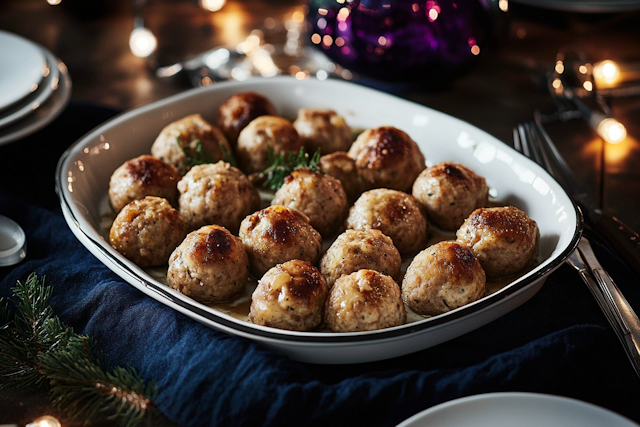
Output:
(0, 215), (27, 267)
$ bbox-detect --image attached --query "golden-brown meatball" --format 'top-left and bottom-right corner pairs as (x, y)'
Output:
(345, 188), (428, 256)
(402, 241), (486, 316)
(319, 151), (364, 202)
(236, 116), (303, 175)
(293, 108), (352, 155)
(412, 162), (489, 231)
(167, 225), (250, 304)
(325, 270), (405, 332)
(320, 229), (402, 288)
(151, 114), (232, 175)
(239, 205), (323, 277)
(271, 169), (348, 237)
(249, 260), (329, 331)
(348, 126), (425, 192)
(108, 155), (180, 213)
(456, 206), (540, 278)
(109, 196), (186, 268)
(177, 161), (260, 233)
(217, 91), (276, 146)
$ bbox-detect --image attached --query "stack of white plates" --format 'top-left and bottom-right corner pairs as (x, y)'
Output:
(0, 31), (72, 146)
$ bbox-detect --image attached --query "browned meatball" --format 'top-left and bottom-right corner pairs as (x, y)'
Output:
(167, 225), (250, 304)
(319, 151), (364, 201)
(347, 126), (425, 192)
(177, 161), (260, 233)
(151, 114), (232, 175)
(412, 162), (489, 231)
(271, 169), (348, 237)
(456, 206), (540, 278)
(236, 116), (303, 175)
(320, 229), (402, 288)
(325, 270), (405, 332)
(108, 155), (180, 213)
(402, 241), (486, 316)
(293, 108), (352, 155)
(249, 260), (329, 331)
(345, 188), (428, 256)
(239, 205), (323, 277)
(109, 196), (186, 268)
(217, 91), (276, 146)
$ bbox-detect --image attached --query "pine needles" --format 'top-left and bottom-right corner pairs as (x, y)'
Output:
(0, 273), (158, 427)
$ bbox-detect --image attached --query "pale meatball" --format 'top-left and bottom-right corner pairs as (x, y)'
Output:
(178, 161), (260, 233)
(412, 162), (489, 231)
(109, 155), (180, 213)
(151, 114), (232, 175)
(319, 151), (364, 201)
(456, 206), (540, 278)
(109, 196), (186, 268)
(239, 206), (323, 277)
(402, 241), (486, 316)
(348, 126), (425, 192)
(217, 91), (276, 146)
(345, 188), (428, 256)
(320, 229), (402, 288)
(167, 225), (249, 304)
(236, 116), (303, 175)
(249, 260), (329, 331)
(271, 169), (348, 237)
(293, 108), (352, 155)
(325, 270), (405, 332)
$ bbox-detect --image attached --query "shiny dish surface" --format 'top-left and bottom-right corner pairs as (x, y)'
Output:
(56, 76), (581, 363)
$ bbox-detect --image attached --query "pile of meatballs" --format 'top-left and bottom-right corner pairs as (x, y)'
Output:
(107, 91), (540, 334)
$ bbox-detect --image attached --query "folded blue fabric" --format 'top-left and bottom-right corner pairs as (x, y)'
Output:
(2, 103), (640, 426)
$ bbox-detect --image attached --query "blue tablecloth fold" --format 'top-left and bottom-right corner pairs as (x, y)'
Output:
(1, 103), (639, 427)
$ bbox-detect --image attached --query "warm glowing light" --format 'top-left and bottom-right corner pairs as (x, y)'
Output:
(378, 36), (387, 46)
(47, 0), (62, 5)
(428, 8), (439, 21)
(292, 11), (305, 22)
(338, 22), (348, 31)
(412, 3), (419, 12)
(471, 45), (480, 55)
(311, 33), (321, 44)
(335, 37), (345, 47)
(129, 27), (157, 58)
(318, 8), (328, 15)
(583, 81), (593, 91)
(323, 35), (333, 46)
(579, 64), (588, 74)
(26, 415), (61, 427)
(594, 60), (621, 85)
(337, 7), (350, 21)
(555, 61), (564, 74)
(499, 0), (508, 12)
(552, 78), (562, 89)
(295, 71), (308, 79)
(199, 0), (225, 12)
(597, 118), (627, 144)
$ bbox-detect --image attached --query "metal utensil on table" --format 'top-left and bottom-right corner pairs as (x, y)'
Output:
(517, 112), (640, 277)
(514, 118), (640, 378)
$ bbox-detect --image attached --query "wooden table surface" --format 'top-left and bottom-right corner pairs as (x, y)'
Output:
(1, 0), (640, 424)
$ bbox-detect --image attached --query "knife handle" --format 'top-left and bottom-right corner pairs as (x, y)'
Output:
(592, 212), (640, 277)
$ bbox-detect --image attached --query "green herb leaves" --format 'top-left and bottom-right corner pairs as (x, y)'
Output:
(262, 147), (322, 191)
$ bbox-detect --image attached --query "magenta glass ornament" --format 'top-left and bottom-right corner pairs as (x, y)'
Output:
(307, 0), (498, 84)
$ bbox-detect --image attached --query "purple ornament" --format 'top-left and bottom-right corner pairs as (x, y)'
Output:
(307, 0), (496, 83)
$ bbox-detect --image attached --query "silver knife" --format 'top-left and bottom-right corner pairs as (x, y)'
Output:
(532, 113), (640, 278)
(566, 237), (640, 377)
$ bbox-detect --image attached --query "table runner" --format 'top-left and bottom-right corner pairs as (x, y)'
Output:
(1, 102), (639, 426)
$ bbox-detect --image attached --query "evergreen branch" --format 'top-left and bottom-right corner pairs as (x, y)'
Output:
(262, 147), (322, 191)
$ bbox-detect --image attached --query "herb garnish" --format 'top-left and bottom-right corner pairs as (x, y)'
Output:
(261, 147), (322, 191)
(179, 138), (236, 170)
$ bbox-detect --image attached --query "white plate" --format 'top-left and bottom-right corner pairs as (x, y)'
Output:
(0, 31), (47, 112)
(0, 54), (71, 146)
(0, 47), (60, 129)
(55, 76), (581, 364)
(511, 0), (640, 12)
(396, 393), (639, 427)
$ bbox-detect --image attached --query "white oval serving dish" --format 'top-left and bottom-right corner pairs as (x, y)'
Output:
(55, 76), (581, 364)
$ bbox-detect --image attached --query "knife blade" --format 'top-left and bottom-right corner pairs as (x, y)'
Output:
(532, 112), (640, 278)
(566, 239), (640, 377)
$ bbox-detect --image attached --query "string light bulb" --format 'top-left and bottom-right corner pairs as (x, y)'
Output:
(25, 415), (61, 427)
(593, 60), (620, 86)
(129, 26), (157, 58)
(199, 0), (226, 12)
(590, 111), (627, 144)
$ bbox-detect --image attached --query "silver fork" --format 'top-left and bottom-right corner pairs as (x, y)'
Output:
(514, 116), (640, 378)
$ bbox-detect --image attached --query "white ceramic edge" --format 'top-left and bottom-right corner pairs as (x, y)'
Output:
(0, 31), (46, 112)
(0, 48), (60, 129)
(395, 392), (640, 427)
(0, 54), (72, 146)
(56, 76), (581, 363)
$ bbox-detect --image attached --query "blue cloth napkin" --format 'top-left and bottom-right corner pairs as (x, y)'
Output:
(2, 102), (640, 426)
